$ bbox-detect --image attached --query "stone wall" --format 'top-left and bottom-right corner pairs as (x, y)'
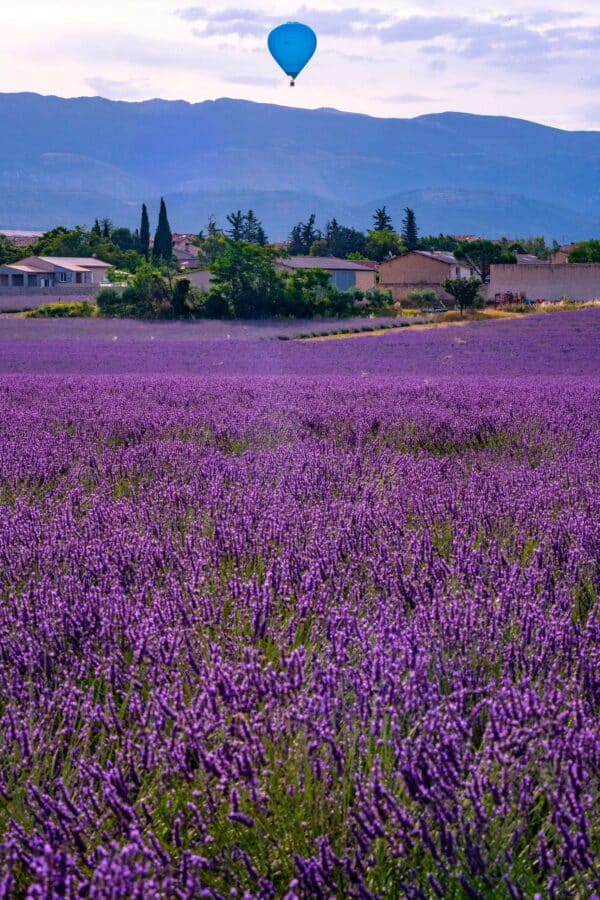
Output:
(489, 264), (600, 302)
(0, 284), (99, 298)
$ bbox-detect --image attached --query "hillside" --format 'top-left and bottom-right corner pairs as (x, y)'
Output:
(0, 92), (599, 239)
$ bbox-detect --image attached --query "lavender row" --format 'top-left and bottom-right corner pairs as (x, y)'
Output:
(1, 308), (599, 375)
(0, 376), (598, 896)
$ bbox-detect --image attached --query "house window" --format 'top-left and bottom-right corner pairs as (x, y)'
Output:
(332, 270), (356, 291)
(11, 274), (24, 286)
(58, 271), (68, 282)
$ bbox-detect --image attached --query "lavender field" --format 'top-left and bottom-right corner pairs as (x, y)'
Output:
(0, 312), (599, 896)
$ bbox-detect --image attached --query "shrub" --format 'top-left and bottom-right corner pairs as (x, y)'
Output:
(365, 288), (393, 307)
(406, 288), (439, 307)
(24, 300), (96, 318)
(96, 287), (130, 317)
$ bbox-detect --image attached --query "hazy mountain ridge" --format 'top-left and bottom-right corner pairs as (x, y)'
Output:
(1, 93), (598, 240)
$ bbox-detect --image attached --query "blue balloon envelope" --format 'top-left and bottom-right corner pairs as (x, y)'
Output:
(268, 22), (317, 85)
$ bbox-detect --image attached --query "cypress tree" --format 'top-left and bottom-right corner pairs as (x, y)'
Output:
(153, 198), (173, 263)
(373, 207), (393, 231)
(402, 208), (418, 251)
(139, 204), (150, 259)
(92, 219), (101, 237)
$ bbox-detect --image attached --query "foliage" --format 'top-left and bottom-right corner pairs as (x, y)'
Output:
(500, 236), (559, 260)
(139, 204), (151, 259)
(455, 240), (516, 282)
(372, 206), (394, 231)
(96, 286), (132, 317)
(208, 241), (283, 318)
(326, 219), (368, 258)
(568, 240), (600, 262)
(308, 238), (330, 257)
(278, 268), (333, 317)
(152, 197), (173, 264)
(0, 234), (24, 265)
(365, 229), (404, 262)
(288, 214), (321, 255)
(407, 288), (439, 306)
(417, 234), (460, 252)
(443, 276), (484, 315)
(96, 264), (171, 318)
(23, 300), (96, 318)
(109, 227), (138, 252)
(29, 226), (144, 273)
(401, 207), (418, 251)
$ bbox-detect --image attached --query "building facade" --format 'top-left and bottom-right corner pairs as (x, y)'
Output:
(276, 257), (377, 291)
(379, 251), (473, 302)
(0, 256), (112, 289)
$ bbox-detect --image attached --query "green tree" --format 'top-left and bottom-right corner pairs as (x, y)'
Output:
(152, 198), (173, 264)
(226, 211), (246, 241)
(443, 277), (484, 316)
(280, 269), (332, 317)
(417, 234), (459, 252)
(101, 218), (112, 240)
(309, 238), (330, 257)
(243, 210), (267, 245)
(568, 240), (600, 262)
(373, 207), (393, 232)
(139, 204), (150, 259)
(365, 229), (404, 262)
(31, 226), (144, 273)
(208, 241), (283, 318)
(401, 208), (418, 251)
(96, 287), (129, 317)
(110, 227), (137, 252)
(125, 263), (171, 317)
(92, 219), (101, 237)
(326, 220), (367, 258)
(288, 215), (320, 255)
(0, 234), (22, 265)
(455, 240), (516, 282)
(171, 278), (192, 317)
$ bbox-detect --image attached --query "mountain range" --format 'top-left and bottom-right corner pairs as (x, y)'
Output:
(1, 92), (599, 241)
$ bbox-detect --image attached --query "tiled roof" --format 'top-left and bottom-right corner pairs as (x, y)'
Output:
(413, 250), (458, 265)
(277, 256), (376, 271)
(40, 257), (111, 269)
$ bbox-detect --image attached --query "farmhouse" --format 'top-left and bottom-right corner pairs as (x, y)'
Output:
(0, 256), (112, 289)
(276, 257), (377, 291)
(489, 263), (600, 302)
(172, 234), (201, 268)
(0, 229), (44, 247)
(549, 243), (581, 264)
(379, 251), (473, 302)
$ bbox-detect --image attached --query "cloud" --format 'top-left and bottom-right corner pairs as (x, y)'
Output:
(178, 5), (389, 39)
(384, 93), (442, 103)
(86, 77), (151, 99)
(373, 13), (600, 72)
(580, 73), (600, 87)
(580, 102), (600, 125)
(174, 4), (599, 76)
(222, 74), (280, 86)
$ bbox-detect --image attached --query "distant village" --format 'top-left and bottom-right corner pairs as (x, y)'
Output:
(1, 203), (599, 318)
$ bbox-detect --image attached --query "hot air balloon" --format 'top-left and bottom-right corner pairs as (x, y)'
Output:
(268, 22), (317, 86)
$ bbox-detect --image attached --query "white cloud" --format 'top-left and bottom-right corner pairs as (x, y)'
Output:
(0, 0), (598, 128)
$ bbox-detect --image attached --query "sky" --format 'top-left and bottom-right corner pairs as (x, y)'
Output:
(1, 0), (599, 130)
